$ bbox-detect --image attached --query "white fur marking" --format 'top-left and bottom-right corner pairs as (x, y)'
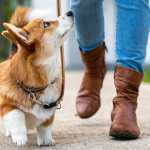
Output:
(3, 109), (28, 146)
(37, 124), (55, 146)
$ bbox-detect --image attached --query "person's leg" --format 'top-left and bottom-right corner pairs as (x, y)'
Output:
(71, 0), (105, 52)
(116, 0), (150, 73)
(71, 0), (107, 118)
(110, 0), (150, 139)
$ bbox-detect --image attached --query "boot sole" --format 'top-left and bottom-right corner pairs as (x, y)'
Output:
(109, 132), (138, 139)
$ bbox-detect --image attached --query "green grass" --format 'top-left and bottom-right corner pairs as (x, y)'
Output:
(0, 57), (5, 63)
(143, 68), (150, 83)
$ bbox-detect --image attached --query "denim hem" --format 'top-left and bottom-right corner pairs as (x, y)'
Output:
(78, 41), (104, 52)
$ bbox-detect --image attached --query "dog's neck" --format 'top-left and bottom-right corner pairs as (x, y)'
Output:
(9, 47), (60, 89)
(34, 50), (60, 84)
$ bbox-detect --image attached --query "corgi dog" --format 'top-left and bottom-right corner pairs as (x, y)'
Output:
(0, 6), (74, 146)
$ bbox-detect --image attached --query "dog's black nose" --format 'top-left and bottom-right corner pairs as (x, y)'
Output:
(66, 11), (74, 17)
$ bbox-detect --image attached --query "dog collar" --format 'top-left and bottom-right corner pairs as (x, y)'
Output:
(18, 82), (49, 94)
(17, 80), (61, 109)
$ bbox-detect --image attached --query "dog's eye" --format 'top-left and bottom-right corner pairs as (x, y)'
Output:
(44, 22), (51, 27)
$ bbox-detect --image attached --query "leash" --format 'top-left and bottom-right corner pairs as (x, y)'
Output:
(56, 0), (65, 106)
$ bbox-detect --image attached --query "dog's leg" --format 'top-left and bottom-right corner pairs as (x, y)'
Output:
(3, 109), (28, 146)
(36, 113), (55, 146)
(6, 127), (11, 137)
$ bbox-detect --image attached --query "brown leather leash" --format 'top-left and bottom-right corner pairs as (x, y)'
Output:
(56, 0), (65, 107)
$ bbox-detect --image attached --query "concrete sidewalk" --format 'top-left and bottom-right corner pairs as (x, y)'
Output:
(0, 71), (150, 150)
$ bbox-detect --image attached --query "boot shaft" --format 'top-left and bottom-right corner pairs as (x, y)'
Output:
(114, 65), (144, 102)
(79, 42), (107, 76)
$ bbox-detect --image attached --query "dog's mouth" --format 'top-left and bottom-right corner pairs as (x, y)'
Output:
(61, 21), (74, 38)
(61, 26), (74, 38)
(61, 32), (67, 38)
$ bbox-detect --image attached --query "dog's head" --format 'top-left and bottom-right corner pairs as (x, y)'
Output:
(2, 11), (74, 59)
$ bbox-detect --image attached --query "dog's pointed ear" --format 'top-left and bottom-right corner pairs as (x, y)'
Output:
(3, 23), (34, 46)
(2, 30), (17, 45)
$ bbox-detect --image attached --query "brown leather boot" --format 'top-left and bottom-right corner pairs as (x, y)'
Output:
(109, 65), (144, 139)
(76, 42), (107, 118)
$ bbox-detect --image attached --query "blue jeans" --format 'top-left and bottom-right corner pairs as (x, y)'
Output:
(71, 0), (150, 73)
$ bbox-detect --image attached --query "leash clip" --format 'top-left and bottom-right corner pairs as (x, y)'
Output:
(57, 103), (61, 109)
(28, 89), (36, 103)
(28, 89), (51, 107)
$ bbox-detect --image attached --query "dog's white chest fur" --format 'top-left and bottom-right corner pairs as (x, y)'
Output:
(19, 86), (58, 130)
(23, 85), (60, 130)
(19, 54), (60, 129)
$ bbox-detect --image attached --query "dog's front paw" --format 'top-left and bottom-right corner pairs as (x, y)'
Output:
(12, 134), (28, 146)
(37, 137), (55, 146)
(37, 124), (55, 146)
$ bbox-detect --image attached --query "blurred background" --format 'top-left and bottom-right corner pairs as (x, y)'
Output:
(0, 0), (150, 82)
